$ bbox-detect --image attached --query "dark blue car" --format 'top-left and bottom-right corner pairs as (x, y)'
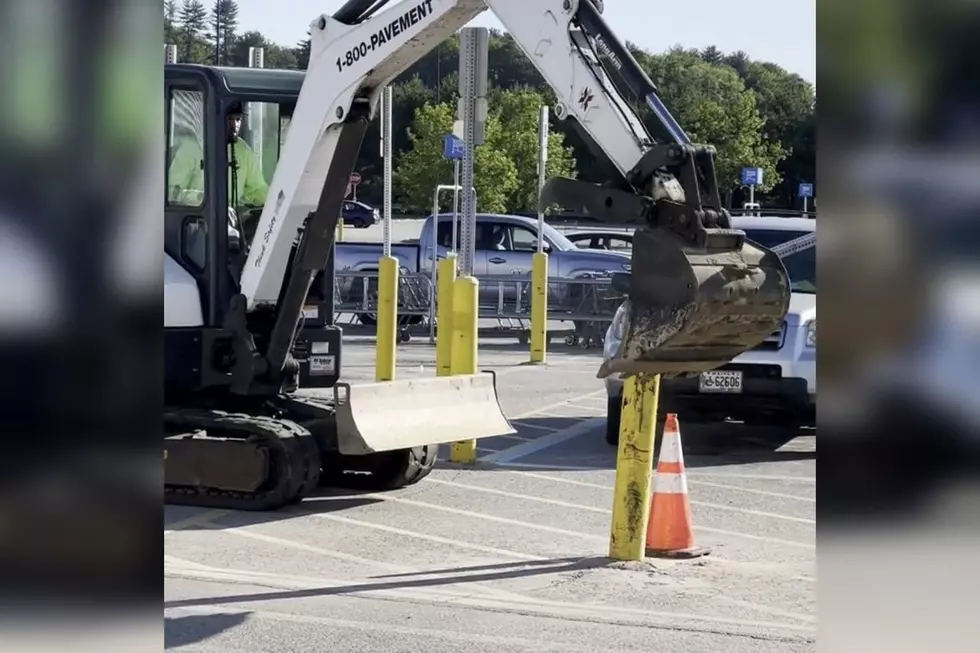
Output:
(342, 200), (380, 228)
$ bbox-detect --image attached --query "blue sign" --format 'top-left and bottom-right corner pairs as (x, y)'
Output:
(443, 133), (465, 160)
(798, 182), (814, 198)
(740, 167), (763, 186)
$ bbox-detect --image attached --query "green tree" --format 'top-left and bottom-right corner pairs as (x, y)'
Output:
(354, 77), (438, 207)
(700, 45), (724, 65)
(229, 31), (297, 69)
(394, 102), (518, 213)
(208, 0), (239, 65)
(492, 89), (577, 211)
(294, 38), (311, 69)
(164, 0), (180, 44)
(641, 50), (787, 193)
(723, 50), (751, 78)
(177, 0), (209, 63)
(740, 61), (816, 204)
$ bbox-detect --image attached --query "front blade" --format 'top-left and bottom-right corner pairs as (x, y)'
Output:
(333, 372), (515, 455)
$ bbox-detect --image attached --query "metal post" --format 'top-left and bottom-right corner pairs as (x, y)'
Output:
(449, 27), (488, 464)
(375, 85), (398, 382)
(430, 184), (475, 345)
(383, 86), (393, 259)
(451, 160), (460, 253)
(165, 45), (177, 152)
(803, 196), (808, 213)
(530, 105), (549, 364)
(248, 47), (265, 174)
(609, 374), (661, 561)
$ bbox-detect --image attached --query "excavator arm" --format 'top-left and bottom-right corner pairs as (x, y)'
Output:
(239, 0), (791, 384)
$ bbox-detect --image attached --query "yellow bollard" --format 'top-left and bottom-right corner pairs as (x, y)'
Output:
(336, 218), (345, 242)
(608, 373), (661, 561)
(374, 255), (399, 382)
(529, 251), (549, 363)
(448, 275), (479, 463)
(435, 255), (457, 376)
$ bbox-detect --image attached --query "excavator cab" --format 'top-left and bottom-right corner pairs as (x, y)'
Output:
(164, 63), (516, 511)
(165, 64), (338, 389)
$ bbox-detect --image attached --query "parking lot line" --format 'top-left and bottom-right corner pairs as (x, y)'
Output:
(424, 478), (610, 514)
(478, 417), (604, 464)
(427, 477), (816, 524)
(487, 471), (813, 523)
(167, 589), (816, 640)
(509, 421), (559, 433)
(194, 517), (540, 604)
(495, 433), (534, 442)
(508, 390), (605, 420)
(493, 461), (596, 471)
(310, 510), (546, 561)
(164, 509), (229, 535)
(687, 472), (816, 483)
(510, 469), (815, 503)
(370, 487), (814, 550)
(366, 493), (607, 543)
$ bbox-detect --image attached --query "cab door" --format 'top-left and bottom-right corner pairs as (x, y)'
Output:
(165, 68), (217, 325)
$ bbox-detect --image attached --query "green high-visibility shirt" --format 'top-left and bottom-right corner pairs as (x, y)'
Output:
(168, 136), (268, 208)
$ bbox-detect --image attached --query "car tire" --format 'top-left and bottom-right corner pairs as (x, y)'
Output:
(352, 218), (367, 229)
(605, 394), (622, 446)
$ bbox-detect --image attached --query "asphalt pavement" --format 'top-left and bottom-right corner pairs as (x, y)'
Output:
(165, 337), (816, 652)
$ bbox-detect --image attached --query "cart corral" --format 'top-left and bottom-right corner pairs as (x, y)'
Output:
(328, 269), (625, 348)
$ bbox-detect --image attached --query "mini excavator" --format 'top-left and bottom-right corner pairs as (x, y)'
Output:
(163, 0), (790, 511)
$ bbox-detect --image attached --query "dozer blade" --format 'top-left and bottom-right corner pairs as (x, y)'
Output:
(332, 372), (516, 456)
(598, 226), (791, 379)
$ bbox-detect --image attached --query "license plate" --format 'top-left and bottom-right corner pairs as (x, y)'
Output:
(698, 370), (743, 393)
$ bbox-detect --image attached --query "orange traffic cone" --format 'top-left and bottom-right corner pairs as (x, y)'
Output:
(645, 413), (711, 559)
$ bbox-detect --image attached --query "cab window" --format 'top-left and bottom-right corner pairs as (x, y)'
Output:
(241, 100), (285, 185)
(166, 88), (207, 208)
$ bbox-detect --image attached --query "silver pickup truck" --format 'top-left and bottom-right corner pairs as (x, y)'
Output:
(335, 213), (632, 315)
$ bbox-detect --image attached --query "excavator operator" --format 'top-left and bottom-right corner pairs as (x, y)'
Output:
(168, 101), (268, 242)
(225, 102), (268, 208)
(225, 102), (268, 243)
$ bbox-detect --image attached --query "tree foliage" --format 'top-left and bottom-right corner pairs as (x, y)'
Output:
(638, 48), (788, 193)
(394, 102), (518, 213)
(165, 14), (815, 211)
(209, 0), (239, 65)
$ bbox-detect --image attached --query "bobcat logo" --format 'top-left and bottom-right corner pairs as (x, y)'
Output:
(578, 87), (595, 111)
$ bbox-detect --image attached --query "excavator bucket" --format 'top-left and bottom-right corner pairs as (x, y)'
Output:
(540, 142), (791, 381)
(597, 227), (791, 379)
(331, 372), (515, 455)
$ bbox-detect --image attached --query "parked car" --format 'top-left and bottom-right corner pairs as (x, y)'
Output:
(562, 228), (633, 252)
(334, 212), (632, 323)
(602, 215), (816, 444)
(342, 200), (380, 228)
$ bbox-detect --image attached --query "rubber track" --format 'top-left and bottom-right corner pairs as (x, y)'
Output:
(164, 408), (321, 511)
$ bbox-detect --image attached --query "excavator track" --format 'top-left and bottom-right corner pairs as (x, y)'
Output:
(164, 408), (321, 511)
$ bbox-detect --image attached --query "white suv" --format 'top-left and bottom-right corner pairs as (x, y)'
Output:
(602, 216), (816, 444)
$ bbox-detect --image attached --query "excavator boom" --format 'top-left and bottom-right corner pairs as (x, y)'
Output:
(238, 0), (790, 384)
(164, 0), (791, 512)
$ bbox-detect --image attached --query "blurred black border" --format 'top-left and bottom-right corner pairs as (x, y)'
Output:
(817, 0), (980, 526)
(0, 0), (162, 621)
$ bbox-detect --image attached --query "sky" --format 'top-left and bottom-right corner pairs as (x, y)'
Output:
(233, 0), (815, 83)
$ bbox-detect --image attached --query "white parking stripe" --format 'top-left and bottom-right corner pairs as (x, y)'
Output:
(513, 468), (815, 502)
(479, 418), (604, 464)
